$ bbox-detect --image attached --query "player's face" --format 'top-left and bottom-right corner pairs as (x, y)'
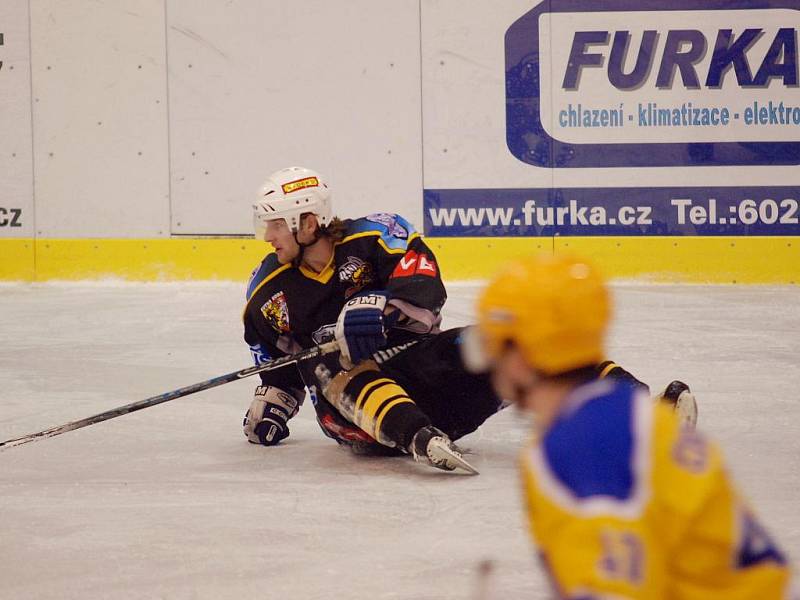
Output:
(491, 347), (539, 411)
(264, 219), (300, 264)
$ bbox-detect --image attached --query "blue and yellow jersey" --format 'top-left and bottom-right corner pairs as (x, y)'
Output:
(520, 379), (794, 600)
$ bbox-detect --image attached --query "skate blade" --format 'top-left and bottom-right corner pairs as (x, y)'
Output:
(428, 440), (480, 475)
(675, 391), (698, 429)
(655, 386), (698, 430)
(448, 454), (480, 475)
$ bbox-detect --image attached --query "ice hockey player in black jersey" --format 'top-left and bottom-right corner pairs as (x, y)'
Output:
(240, 166), (698, 474)
(241, 166), (501, 473)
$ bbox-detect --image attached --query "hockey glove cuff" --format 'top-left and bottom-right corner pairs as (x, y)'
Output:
(243, 385), (302, 446)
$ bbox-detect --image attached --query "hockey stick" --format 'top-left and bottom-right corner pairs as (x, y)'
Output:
(0, 340), (340, 451)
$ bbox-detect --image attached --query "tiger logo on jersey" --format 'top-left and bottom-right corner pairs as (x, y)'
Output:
(338, 256), (375, 296)
(260, 291), (290, 333)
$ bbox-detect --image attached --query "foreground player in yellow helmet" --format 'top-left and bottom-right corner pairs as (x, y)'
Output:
(470, 254), (794, 599)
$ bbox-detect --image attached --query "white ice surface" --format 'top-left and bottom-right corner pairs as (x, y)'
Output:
(0, 281), (798, 599)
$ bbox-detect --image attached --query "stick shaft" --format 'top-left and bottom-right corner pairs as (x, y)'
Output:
(0, 341), (339, 450)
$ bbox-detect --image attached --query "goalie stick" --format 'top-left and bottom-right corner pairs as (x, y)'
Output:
(0, 341), (340, 451)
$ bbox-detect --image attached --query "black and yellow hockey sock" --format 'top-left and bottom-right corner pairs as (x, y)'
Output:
(596, 360), (650, 394)
(342, 369), (430, 449)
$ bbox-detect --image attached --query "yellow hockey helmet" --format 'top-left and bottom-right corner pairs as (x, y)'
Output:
(476, 254), (610, 376)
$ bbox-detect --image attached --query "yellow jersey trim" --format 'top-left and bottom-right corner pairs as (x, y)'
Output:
(298, 255), (336, 283)
(242, 261), (292, 320)
(331, 230), (421, 255)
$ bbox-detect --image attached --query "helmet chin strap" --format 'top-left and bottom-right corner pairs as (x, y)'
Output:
(291, 225), (322, 268)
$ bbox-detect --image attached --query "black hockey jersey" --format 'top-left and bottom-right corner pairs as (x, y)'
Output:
(243, 213), (446, 391)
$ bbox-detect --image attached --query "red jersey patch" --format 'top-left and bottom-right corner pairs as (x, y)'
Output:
(391, 250), (438, 278)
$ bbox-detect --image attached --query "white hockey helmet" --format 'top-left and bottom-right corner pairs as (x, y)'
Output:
(253, 166), (333, 239)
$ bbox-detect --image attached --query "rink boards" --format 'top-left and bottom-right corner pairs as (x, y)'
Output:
(1, 236), (797, 283)
(1, 1), (799, 283)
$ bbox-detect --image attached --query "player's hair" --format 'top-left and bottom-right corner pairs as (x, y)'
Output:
(317, 216), (347, 242)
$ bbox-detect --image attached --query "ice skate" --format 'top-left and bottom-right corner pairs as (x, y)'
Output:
(409, 426), (479, 475)
(656, 380), (698, 429)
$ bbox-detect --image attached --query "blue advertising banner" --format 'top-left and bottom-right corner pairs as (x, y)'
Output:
(424, 187), (800, 237)
(506, 0), (800, 168)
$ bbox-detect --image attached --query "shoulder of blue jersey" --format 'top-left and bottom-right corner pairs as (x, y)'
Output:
(346, 213), (418, 251)
(540, 381), (645, 503)
(246, 253), (284, 301)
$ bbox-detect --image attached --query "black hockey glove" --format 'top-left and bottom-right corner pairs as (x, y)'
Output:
(243, 386), (302, 446)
